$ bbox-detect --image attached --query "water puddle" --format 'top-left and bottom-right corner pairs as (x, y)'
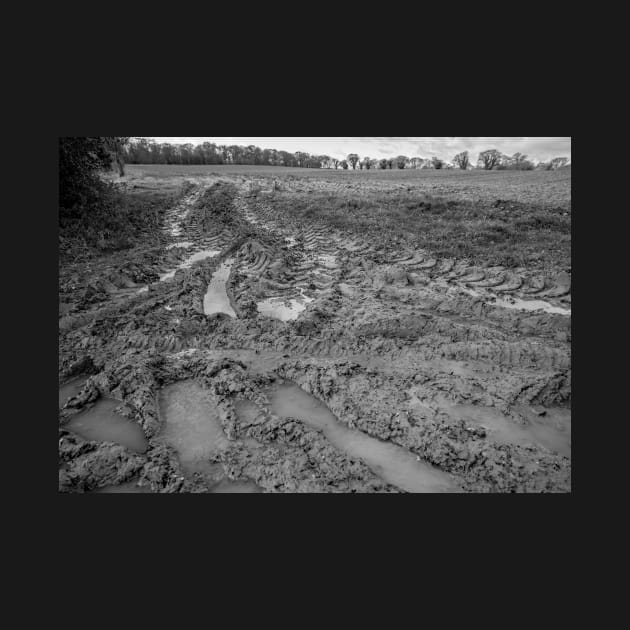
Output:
(158, 380), (230, 475)
(317, 254), (337, 269)
(257, 290), (313, 321)
(267, 382), (460, 493)
(448, 402), (571, 457)
(137, 249), (221, 293)
(95, 479), (152, 493)
(64, 398), (149, 453)
(210, 479), (263, 493)
(457, 287), (570, 316)
(59, 377), (87, 408)
(491, 296), (571, 316)
(203, 258), (236, 317)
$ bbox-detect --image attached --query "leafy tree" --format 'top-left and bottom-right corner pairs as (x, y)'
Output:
(549, 156), (570, 169)
(347, 154), (360, 169)
(341, 160), (349, 169)
(363, 157), (371, 170)
(453, 151), (469, 170)
(59, 137), (127, 208)
(379, 159), (388, 169)
(478, 149), (502, 170)
(395, 155), (408, 169)
(432, 156), (444, 169)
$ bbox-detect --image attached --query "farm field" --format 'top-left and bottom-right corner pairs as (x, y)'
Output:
(59, 165), (571, 493)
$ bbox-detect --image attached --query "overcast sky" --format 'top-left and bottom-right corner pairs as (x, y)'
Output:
(146, 137), (571, 163)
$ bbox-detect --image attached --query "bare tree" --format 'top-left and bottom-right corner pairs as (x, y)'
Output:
(478, 149), (502, 170)
(332, 158), (340, 170)
(453, 151), (469, 170)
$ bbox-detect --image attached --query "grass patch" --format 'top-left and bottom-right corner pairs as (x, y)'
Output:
(267, 190), (570, 270)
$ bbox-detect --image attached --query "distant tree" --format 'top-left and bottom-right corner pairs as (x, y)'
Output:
(387, 159), (394, 169)
(453, 151), (469, 170)
(332, 158), (340, 169)
(549, 156), (570, 170)
(432, 156), (444, 169)
(341, 160), (349, 170)
(379, 159), (388, 169)
(478, 149), (503, 170)
(363, 157), (372, 170)
(395, 155), (408, 169)
(347, 154), (360, 170)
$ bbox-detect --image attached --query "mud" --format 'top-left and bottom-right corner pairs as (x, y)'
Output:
(59, 172), (571, 492)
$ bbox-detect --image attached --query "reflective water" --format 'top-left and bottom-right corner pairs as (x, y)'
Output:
(449, 403), (571, 458)
(95, 480), (152, 493)
(158, 380), (230, 475)
(65, 398), (149, 453)
(59, 377), (87, 408)
(137, 249), (221, 293)
(257, 290), (313, 321)
(203, 259), (236, 317)
(210, 479), (263, 493)
(267, 382), (460, 493)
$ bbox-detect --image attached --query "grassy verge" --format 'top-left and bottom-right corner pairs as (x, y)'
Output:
(59, 180), (190, 263)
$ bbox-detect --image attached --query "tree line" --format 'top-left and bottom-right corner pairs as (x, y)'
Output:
(120, 138), (571, 172)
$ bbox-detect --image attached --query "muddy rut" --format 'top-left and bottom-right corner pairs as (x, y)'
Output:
(59, 175), (571, 493)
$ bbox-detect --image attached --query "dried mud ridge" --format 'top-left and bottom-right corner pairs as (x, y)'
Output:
(59, 177), (571, 492)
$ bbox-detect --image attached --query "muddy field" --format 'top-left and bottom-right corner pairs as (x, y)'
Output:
(59, 167), (571, 493)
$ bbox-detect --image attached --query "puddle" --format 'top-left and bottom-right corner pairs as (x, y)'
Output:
(257, 290), (314, 321)
(210, 479), (263, 493)
(457, 287), (570, 316)
(59, 377), (87, 408)
(95, 480), (152, 493)
(317, 254), (337, 269)
(137, 249), (221, 293)
(65, 398), (149, 453)
(448, 402), (571, 457)
(166, 241), (194, 250)
(158, 380), (230, 475)
(203, 258), (236, 317)
(267, 382), (460, 493)
(492, 296), (571, 316)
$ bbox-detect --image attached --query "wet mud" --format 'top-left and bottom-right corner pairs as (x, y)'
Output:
(59, 174), (571, 492)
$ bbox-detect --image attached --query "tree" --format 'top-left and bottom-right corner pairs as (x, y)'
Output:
(549, 156), (570, 170)
(363, 157), (371, 170)
(379, 159), (388, 169)
(478, 149), (503, 170)
(332, 158), (340, 169)
(347, 154), (360, 170)
(59, 137), (127, 209)
(341, 160), (349, 170)
(432, 156), (444, 169)
(453, 151), (469, 170)
(395, 155), (408, 169)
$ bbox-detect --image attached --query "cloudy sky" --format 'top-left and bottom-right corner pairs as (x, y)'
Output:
(147, 137), (571, 163)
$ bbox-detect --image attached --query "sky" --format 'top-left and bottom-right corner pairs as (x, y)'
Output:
(146, 137), (571, 163)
